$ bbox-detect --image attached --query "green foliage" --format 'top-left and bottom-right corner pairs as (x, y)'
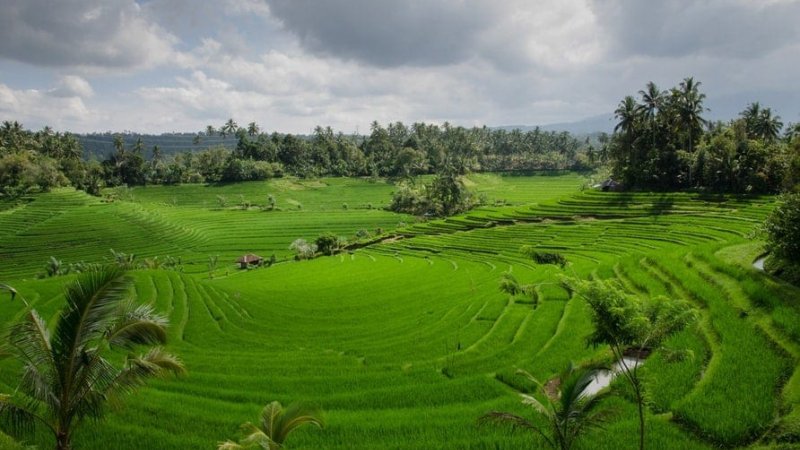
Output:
(480, 364), (612, 450)
(564, 277), (697, 353)
(315, 232), (344, 256)
(764, 193), (800, 263)
(521, 246), (568, 267)
(109, 249), (138, 269)
(0, 151), (69, 198)
(499, 271), (521, 296)
(563, 276), (697, 450)
(289, 239), (317, 260)
(390, 174), (476, 217)
(218, 401), (325, 450)
(608, 79), (792, 193)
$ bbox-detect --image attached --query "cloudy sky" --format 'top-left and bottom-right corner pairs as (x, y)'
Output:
(0, 0), (798, 134)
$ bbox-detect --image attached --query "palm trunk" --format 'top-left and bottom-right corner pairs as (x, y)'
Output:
(616, 346), (646, 450)
(55, 429), (71, 450)
(635, 384), (645, 450)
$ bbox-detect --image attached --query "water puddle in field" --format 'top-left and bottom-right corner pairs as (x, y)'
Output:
(581, 357), (642, 397)
(753, 256), (767, 271)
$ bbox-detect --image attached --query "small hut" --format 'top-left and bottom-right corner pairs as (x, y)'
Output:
(236, 253), (263, 269)
(599, 179), (623, 192)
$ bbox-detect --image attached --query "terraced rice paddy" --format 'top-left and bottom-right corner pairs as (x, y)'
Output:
(1, 173), (798, 449)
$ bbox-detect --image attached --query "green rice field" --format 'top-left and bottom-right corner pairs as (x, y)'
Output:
(1, 173), (799, 449)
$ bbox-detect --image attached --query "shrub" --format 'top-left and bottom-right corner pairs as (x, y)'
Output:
(521, 246), (568, 267)
(315, 232), (343, 256)
(764, 193), (800, 263)
(389, 174), (477, 217)
(290, 239), (317, 260)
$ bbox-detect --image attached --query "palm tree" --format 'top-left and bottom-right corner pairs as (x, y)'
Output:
(480, 364), (611, 450)
(614, 96), (639, 137)
(206, 125), (217, 137)
(45, 256), (63, 277)
(614, 96), (639, 171)
(151, 145), (162, 168)
(785, 122), (800, 144)
(740, 102), (761, 138)
(0, 268), (184, 450)
(222, 119), (238, 139)
(756, 108), (783, 142)
(218, 401), (325, 450)
(675, 77), (707, 154)
(247, 122), (260, 137)
(637, 82), (664, 148)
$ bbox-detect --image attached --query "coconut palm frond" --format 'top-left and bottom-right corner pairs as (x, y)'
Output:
(0, 284), (18, 302)
(18, 362), (55, 410)
(7, 310), (55, 374)
(0, 394), (41, 436)
(217, 440), (246, 450)
(259, 401), (283, 441)
(52, 268), (131, 366)
(520, 393), (552, 418)
(515, 369), (545, 390)
(478, 411), (535, 430)
(106, 301), (168, 350)
(239, 423), (272, 448)
(222, 401), (325, 449)
(115, 347), (185, 391)
(272, 402), (325, 444)
(479, 411), (555, 448)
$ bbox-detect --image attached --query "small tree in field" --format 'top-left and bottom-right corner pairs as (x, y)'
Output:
(0, 268), (184, 450)
(289, 239), (316, 260)
(208, 255), (219, 279)
(315, 232), (343, 256)
(218, 401), (325, 450)
(561, 277), (696, 450)
(266, 194), (276, 211)
(480, 364), (612, 450)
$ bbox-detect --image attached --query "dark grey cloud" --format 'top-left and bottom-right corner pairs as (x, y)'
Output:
(265, 0), (498, 67)
(2, 0), (798, 133)
(592, 0), (800, 59)
(0, 0), (174, 68)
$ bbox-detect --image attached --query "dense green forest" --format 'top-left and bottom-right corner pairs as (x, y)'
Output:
(2, 119), (591, 196)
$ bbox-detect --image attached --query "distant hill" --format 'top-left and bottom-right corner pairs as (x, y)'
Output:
(78, 133), (236, 159)
(495, 114), (614, 135)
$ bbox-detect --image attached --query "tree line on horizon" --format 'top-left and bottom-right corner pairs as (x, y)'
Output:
(2, 78), (799, 198)
(0, 119), (592, 198)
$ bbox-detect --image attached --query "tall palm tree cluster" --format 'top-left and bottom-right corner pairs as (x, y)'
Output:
(608, 78), (797, 193)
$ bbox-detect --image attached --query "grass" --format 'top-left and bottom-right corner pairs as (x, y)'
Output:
(0, 173), (797, 449)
